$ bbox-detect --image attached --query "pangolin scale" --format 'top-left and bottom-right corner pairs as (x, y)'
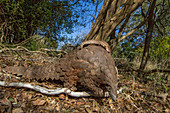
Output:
(4, 41), (117, 100)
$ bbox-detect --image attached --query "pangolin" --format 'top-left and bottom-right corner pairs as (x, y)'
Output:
(4, 40), (117, 101)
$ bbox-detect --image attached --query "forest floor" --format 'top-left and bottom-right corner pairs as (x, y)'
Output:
(0, 53), (169, 113)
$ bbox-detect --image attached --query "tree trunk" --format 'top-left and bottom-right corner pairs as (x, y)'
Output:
(139, 0), (156, 71)
(85, 0), (144, 46)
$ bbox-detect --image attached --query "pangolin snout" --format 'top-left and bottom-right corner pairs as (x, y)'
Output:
(108, 86), (117, 101)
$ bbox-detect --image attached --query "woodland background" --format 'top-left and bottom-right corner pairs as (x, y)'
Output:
(0, 0), (169, 112)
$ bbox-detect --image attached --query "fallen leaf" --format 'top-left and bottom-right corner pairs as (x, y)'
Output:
(9, 97), (13, 102)
(59, 94), (65, 100)
(32, 99), (46, 106)
(165, 108), (170, 113)
(12, 108), (23, 113)
(85, 108), (92, 113)
(76, 101), (85, 105)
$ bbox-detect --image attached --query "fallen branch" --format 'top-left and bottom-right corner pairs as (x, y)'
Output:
(144, 69), (170, 74)
(0, 81), (91, 97)
(0, 46), (48, 56)
(120, 68), (170, 74)
(4, 35), (41, 47)
(132, 90), (169, 102)
(0, 81), (124, 98)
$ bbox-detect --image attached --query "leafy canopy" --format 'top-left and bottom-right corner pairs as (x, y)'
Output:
(0, 0), (81, 44)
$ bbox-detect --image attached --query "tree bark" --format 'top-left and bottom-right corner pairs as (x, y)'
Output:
(139, 0), (156, 71)
(85, 0), (145, 43)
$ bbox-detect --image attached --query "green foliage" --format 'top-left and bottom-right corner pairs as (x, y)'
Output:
(113, 0), (169, 65)
(23, 35), (58, 51)
(0, 0), (103, 49)
(150, 35), (170, 62)
(0, 0), (79, 44)
(117, 39), (142, 60)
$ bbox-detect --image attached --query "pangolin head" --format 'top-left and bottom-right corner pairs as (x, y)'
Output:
(105, 65), (118, 101)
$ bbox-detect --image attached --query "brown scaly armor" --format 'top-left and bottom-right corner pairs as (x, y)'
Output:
(4, 40), (117, 101)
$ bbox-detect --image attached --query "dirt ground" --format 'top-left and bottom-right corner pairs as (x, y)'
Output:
(0, 55), (169, 113)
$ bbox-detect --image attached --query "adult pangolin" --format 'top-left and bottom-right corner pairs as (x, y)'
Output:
(4, 40), (118, 101)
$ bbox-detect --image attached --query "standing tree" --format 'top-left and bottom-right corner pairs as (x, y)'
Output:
(0, 0), (81, 44)
(85, 0), (144, 46)
(85, 0), (169, 72)
(139, 0), (156, 71)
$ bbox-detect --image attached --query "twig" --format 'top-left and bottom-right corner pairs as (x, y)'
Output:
(4, 35), (41, 47)
(17, 46), (48, 55)
(0, 43), (13, 55)
(122, 88), (169, 101)
(40, 48), (67, 54)
(135, 90), (169, 102)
